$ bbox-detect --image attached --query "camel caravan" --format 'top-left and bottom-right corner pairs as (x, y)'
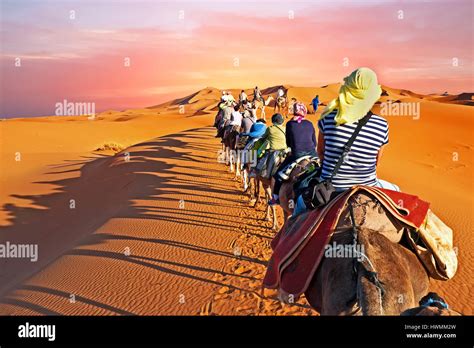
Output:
(213, 68), (460, 316)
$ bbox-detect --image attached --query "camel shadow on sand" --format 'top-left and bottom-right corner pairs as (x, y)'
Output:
(0, 126), (269, 315)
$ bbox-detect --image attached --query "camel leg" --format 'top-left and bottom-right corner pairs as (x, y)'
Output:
(225, 146), (230, 166)
(256, 178), (261, 207)
(264, 184), (279, 230)
(229, 149), (235, 173)
(242, 169), (249, 192)
(249, 177), (258, 207)
(235, 152), (241, 179)
(264, 189), (272, 221)
(271, 205), (279, 230)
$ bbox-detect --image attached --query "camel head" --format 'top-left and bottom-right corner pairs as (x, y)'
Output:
(401, 292), (462, 316)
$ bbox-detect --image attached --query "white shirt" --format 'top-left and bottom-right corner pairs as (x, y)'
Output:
(240, 92), (247, 101)
(277, 88), (285, 97)
(230, 110), (243, 126)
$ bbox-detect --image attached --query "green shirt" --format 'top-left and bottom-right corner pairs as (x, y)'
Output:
(263, 124), (287, 150)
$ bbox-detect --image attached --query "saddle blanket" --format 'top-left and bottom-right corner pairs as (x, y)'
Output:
(262, 185), (445, 297)
(277, 155), (315, 181)
(255, 150), (287, 179)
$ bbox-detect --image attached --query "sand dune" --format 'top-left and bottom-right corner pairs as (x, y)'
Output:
(0, 84), (472, 315)
(424, 92), (474, 106)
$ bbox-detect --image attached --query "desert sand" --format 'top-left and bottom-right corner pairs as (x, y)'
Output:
(0, 85), (472, 315)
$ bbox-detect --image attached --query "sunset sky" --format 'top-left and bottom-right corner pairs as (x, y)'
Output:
(1, 0), (472, 117)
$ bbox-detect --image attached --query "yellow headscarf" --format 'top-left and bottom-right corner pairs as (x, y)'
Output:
(321, 67), (382, 126)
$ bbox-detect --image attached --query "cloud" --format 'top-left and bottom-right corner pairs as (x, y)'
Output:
(0, 0), (472, 117)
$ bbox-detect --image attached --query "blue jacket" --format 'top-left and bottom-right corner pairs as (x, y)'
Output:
(242, 122), (267, 138)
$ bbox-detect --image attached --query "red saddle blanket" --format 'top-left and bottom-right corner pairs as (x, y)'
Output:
(263, 185), (430, 297)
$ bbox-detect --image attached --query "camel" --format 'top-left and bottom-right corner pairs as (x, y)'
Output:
(274, 96), (289, 117)
(303, 194), (430, 315)
(250, 174), (279, 230)
(235, 135), (260, 191)
(233, 146), (243, 180)
(249, 150), (292, 230)
(278, 157), (315, 222)
(253, 96), (274, 120)
(228, 133), (243, 177)
(225, 127), (240, 174)
(218, 119), (240, 174)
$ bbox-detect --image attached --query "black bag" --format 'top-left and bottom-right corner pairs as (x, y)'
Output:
(302, 112), (372, 210)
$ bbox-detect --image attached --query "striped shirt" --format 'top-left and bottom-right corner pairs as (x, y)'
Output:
(318, 110), (389, 189)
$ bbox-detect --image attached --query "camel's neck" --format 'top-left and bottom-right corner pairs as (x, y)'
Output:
(355, 230), (385, 316)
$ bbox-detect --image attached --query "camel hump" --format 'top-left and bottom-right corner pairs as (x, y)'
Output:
(336, 192), (405, 243)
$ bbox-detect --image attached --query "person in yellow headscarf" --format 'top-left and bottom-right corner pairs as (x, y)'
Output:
(292, 67), (400, 217)
(321, 67), (382, 125)
(317, 67), (399, 191)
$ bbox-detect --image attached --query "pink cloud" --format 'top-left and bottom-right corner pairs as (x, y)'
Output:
(1, 1), (472, 117)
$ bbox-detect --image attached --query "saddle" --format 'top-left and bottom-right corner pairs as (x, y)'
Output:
(255, 150), (288, 179)
(292, 159), (321, 195)
(277, 155), (316, 181)
(236, 135), (249, 150)
(254, 139), (269, 159)
(263, 186), (457, 298)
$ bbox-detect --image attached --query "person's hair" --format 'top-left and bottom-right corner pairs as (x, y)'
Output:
(316, 94), (319, 98)
(256, 118), (266, 124)
(271, 113), (284, 125)
(234, 104), (240, 111)
(241, 90), (244, 93)
(291, 97), (296, 101)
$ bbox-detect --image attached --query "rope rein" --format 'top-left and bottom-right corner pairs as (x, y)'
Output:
(348, 201), (385, 315)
